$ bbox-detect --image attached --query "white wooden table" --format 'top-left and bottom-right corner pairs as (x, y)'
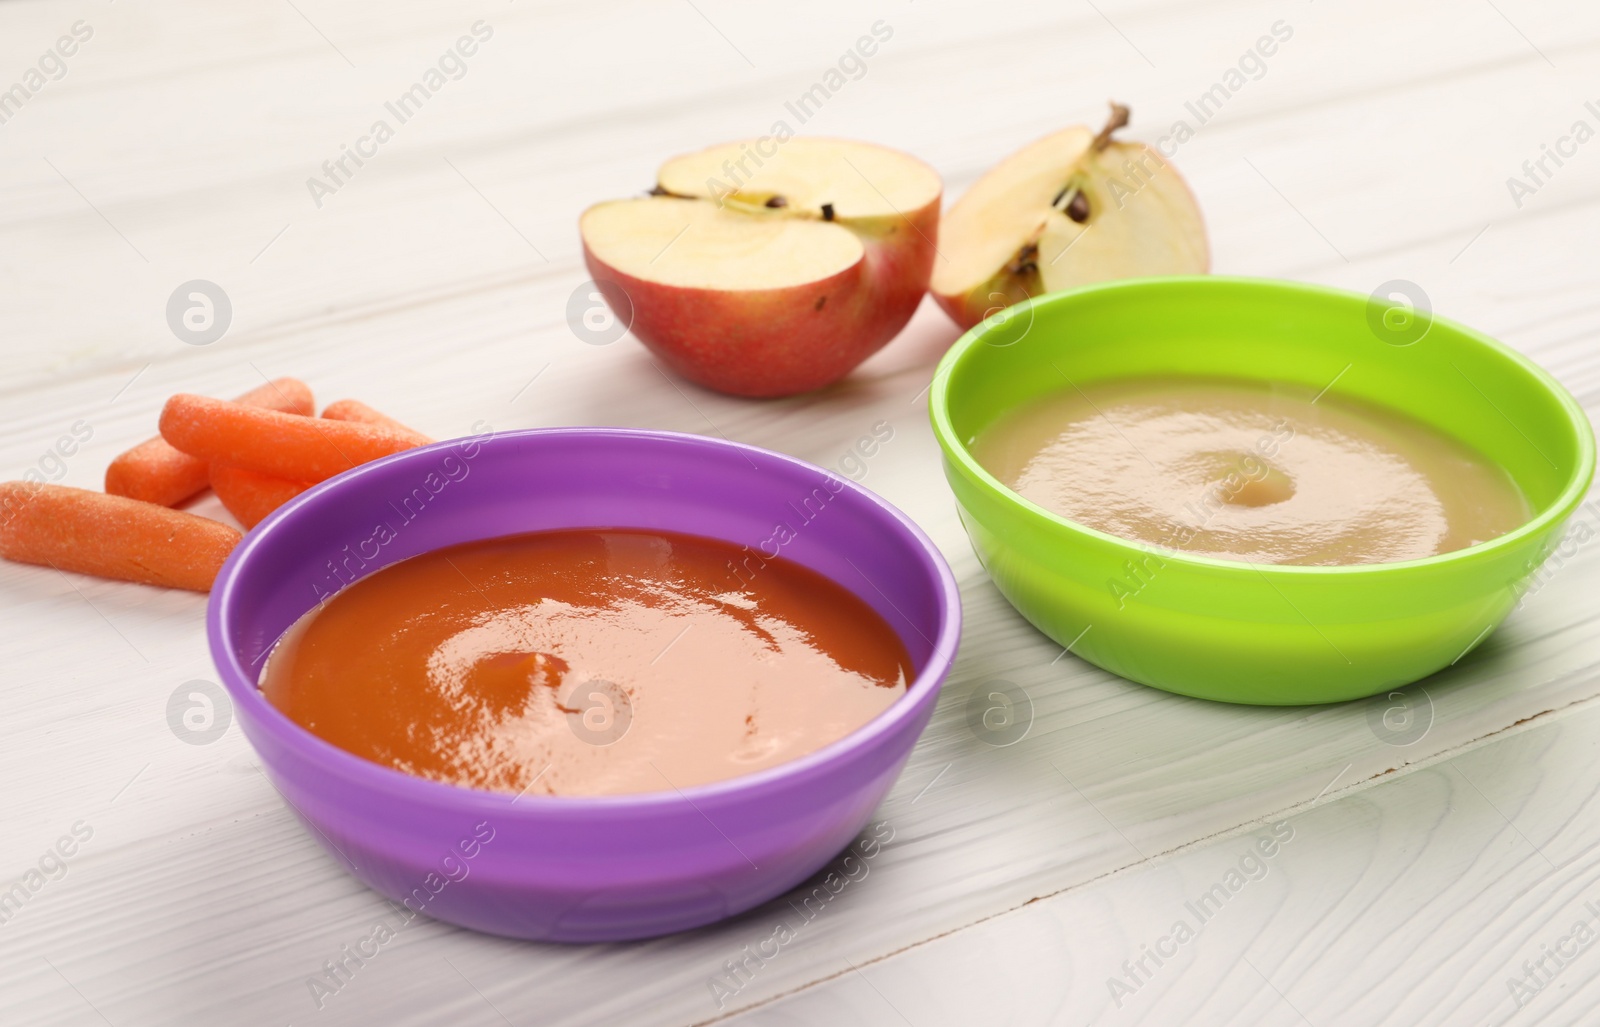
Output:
(3, 1), (1598, 1024)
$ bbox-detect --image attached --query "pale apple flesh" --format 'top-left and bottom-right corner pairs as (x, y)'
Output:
(932, 105), (1209, 330)
(580, 137), (942, 397)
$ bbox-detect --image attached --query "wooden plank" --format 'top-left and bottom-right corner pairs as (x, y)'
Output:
(720, 701), (1600, 1026)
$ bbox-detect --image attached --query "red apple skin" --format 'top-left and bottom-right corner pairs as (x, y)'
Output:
(933, 273), (1036, 333)
(932, 291), (980, 332)
(583, 198), (940, 398)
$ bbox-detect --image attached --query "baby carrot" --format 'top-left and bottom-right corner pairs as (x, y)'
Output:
(321, 399), (432, 443)
(210, 464), (312, 529)
(105, 378), (315, 506)
(0, 482), (240, 592)
(160, 394), (422, 483)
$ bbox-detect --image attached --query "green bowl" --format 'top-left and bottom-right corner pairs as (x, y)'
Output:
(929, 276), (1595, 705)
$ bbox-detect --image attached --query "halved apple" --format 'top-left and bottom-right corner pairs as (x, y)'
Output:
(580, 138), (942, 397)
(931, 104), (1209, 330)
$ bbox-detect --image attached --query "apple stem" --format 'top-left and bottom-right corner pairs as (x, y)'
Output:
(821, 203), (835, 222)
(1091, 102), (1131, 152)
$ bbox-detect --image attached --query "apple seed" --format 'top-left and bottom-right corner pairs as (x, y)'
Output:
(1065, 191), (1091, 223)
(1005, 241), (1040, 275)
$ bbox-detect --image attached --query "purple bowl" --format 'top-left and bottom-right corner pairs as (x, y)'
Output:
(207, 427), (960, 942)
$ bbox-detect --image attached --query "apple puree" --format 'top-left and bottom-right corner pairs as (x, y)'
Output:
(973, 376), (1530, 565)
(259, 529), (912, 796)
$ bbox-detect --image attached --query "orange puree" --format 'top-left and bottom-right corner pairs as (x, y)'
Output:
(260, 529), (913, 796)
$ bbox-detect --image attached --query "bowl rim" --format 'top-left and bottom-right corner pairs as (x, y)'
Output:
(928, 275), (1597, 577)
(207, 426), (962, 813)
